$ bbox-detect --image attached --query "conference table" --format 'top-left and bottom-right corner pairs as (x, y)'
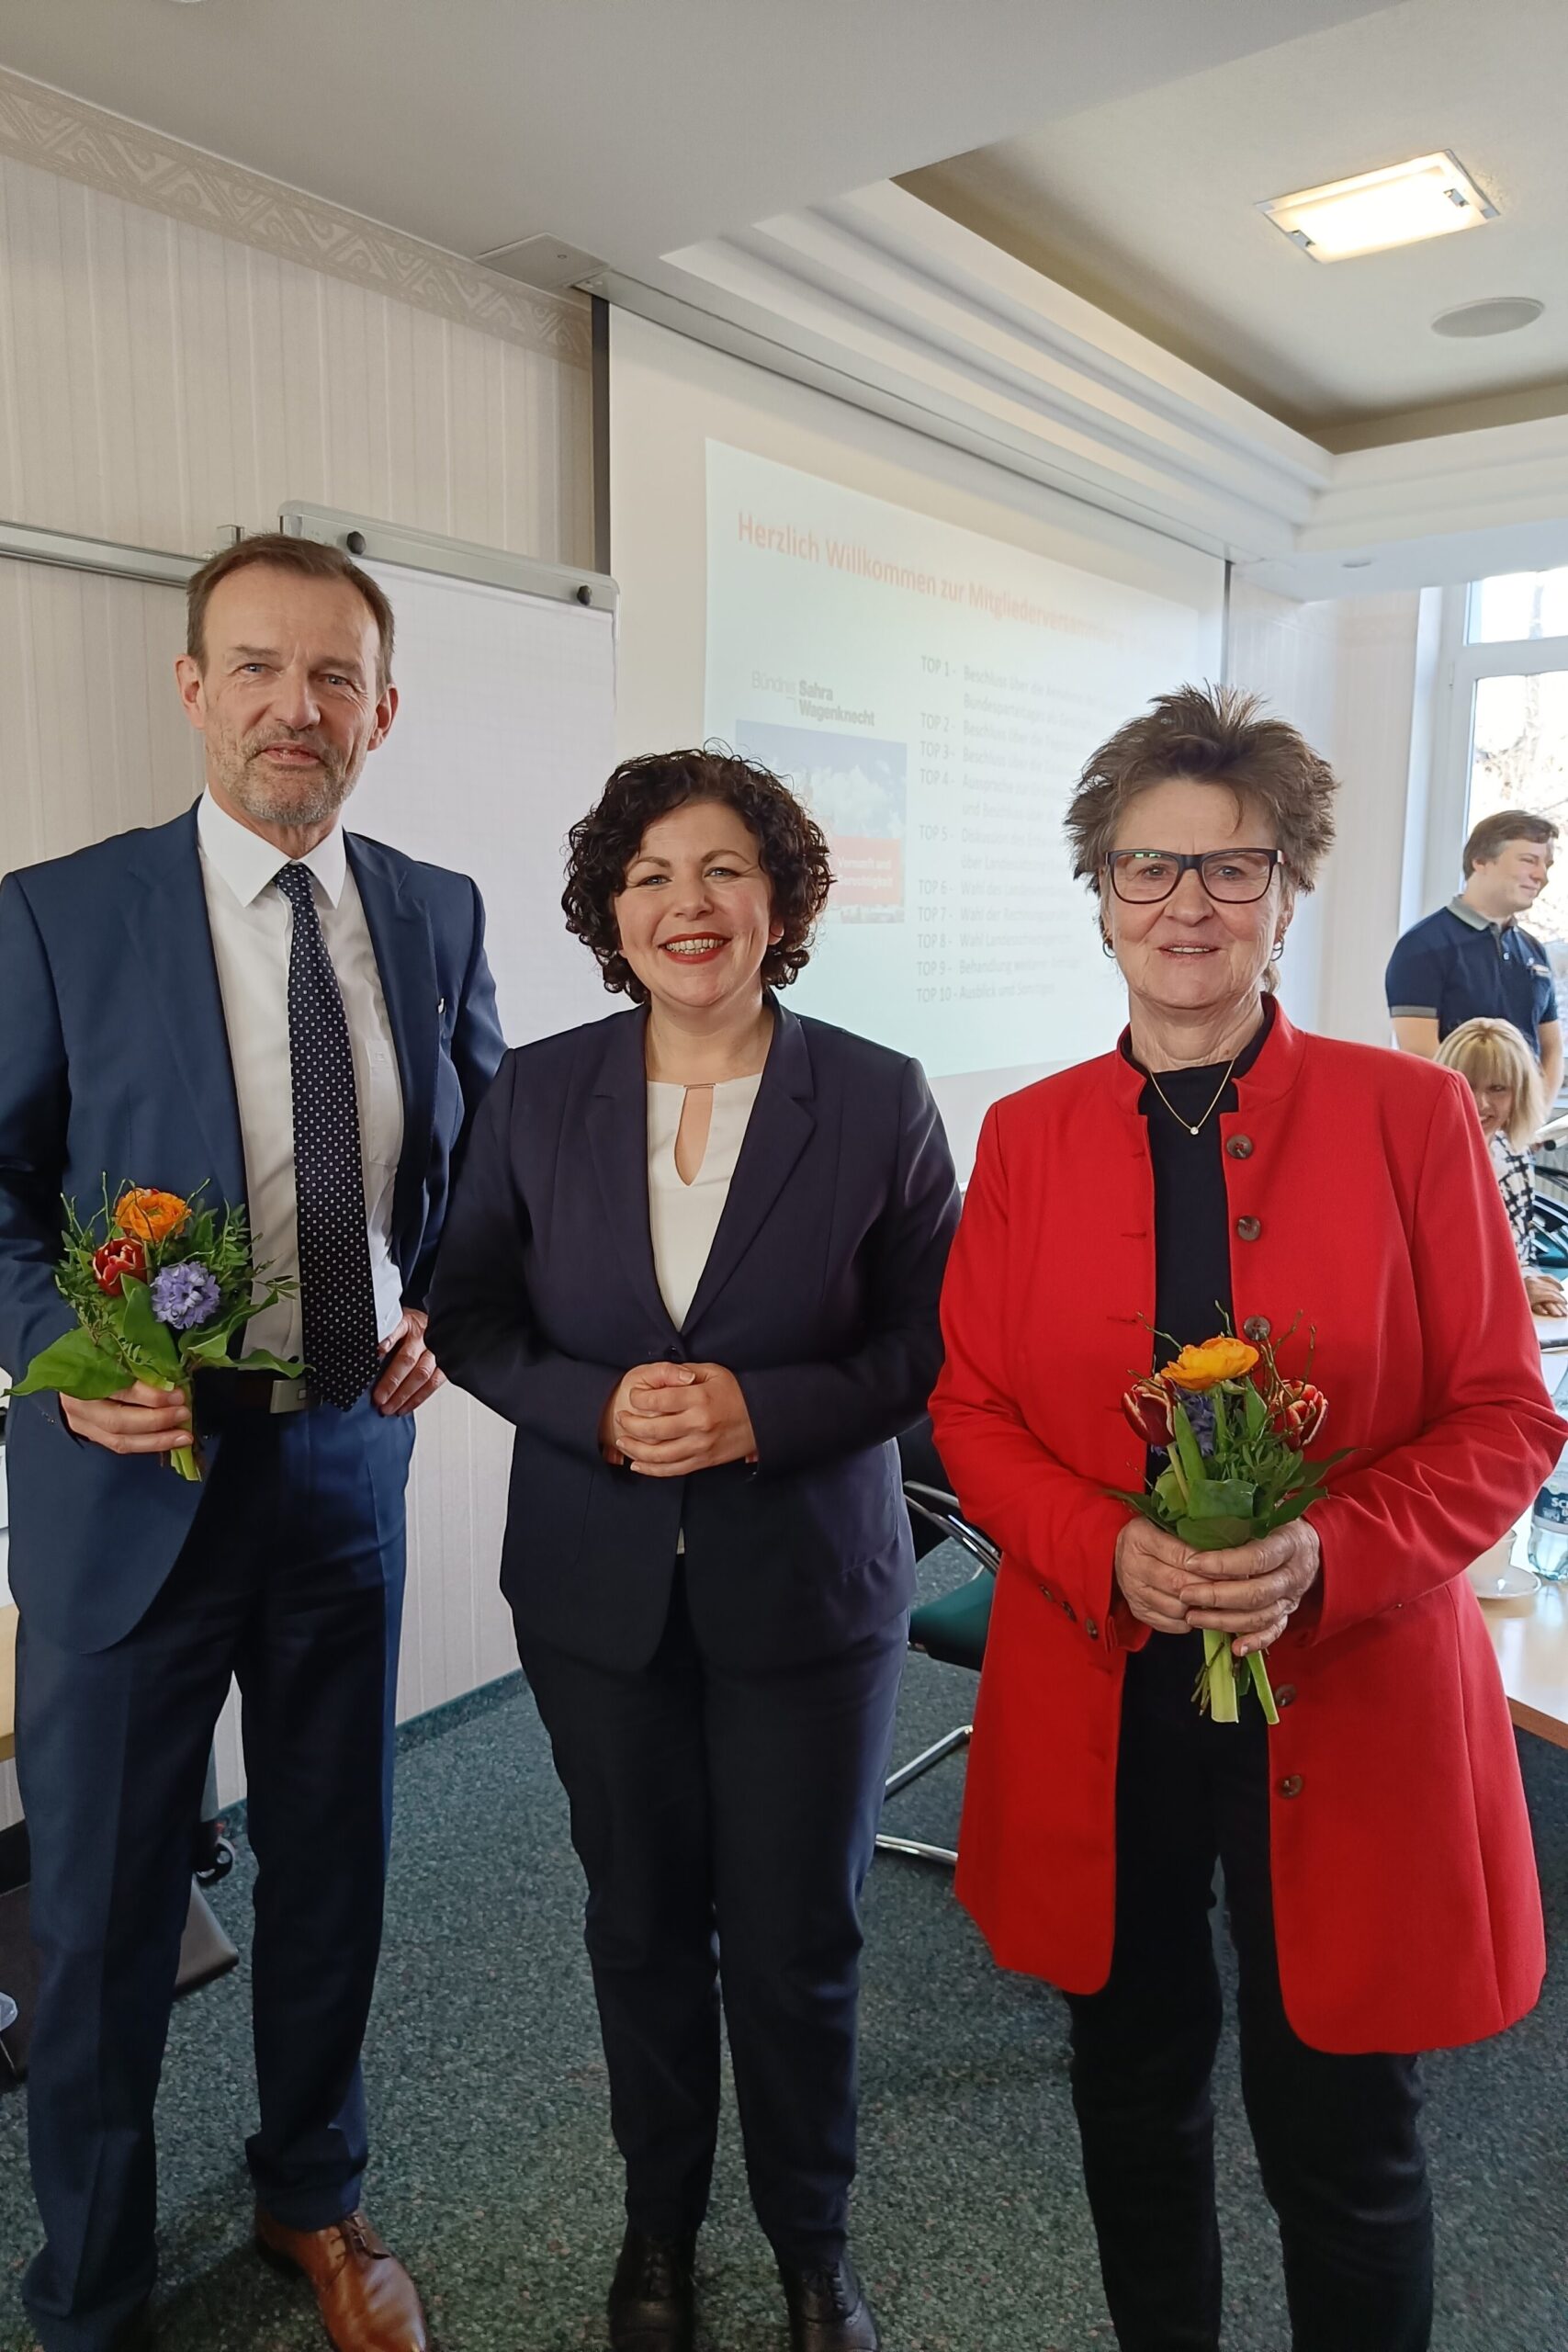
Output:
(1476, 1329), (1568, 1748)
(1478, 1524), (1568, 1749)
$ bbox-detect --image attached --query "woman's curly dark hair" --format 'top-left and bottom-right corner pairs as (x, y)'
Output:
(562, 748), (834, 1003)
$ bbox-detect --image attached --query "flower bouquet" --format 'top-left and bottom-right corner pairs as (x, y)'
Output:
(4, 1184), (300, 1480)
(1114, 1330), (1345, 1722)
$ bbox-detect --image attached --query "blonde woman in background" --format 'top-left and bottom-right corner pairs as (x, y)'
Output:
(1436, 1016), (1567, 1317)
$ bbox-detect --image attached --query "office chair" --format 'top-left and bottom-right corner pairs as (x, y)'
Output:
(875, 1425), (998, 1870)
(1532, 1186), (1568, 1271)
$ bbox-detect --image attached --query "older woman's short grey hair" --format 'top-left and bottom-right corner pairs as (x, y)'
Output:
(1066, 684), (1338, 892)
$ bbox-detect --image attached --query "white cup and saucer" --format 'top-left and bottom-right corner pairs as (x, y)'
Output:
(1465, 1532), (1540, 1602)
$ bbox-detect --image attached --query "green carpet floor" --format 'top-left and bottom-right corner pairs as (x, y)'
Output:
(3, 1544), (1567, 2350)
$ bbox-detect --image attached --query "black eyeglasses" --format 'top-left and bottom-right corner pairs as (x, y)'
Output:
(1105, 848), (1280, 905)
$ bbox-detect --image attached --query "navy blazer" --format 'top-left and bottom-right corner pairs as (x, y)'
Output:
(0, 801), (504, 1653)
(425, 1000), (960, 1673)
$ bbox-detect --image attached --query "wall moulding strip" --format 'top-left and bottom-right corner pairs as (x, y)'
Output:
(0, 64), (591, 368)
(622, 180), (1568, 602)
(619, 181), (1332, 567)
(774, 187), (1326, 489)
(595, 264), (1253, 566)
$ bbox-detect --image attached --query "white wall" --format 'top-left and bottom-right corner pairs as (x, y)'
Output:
(1228, 579), (1424, 1045)
(0, 146), (592, 1825)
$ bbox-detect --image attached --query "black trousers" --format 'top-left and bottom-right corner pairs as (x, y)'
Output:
(17, 1399), (413, 2352)
(1064, 1634), (1433, 2352)
(517, 1572), (907, 2267)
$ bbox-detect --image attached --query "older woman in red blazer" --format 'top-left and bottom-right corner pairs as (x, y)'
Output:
(931, 685), (1563, 2352)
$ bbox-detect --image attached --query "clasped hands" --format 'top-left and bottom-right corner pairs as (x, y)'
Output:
(1113, 1515), (1321, 1659)
(599, 1359), (758, 1476)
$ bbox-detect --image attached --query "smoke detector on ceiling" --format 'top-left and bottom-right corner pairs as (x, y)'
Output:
(1431, 297), (1545, 338)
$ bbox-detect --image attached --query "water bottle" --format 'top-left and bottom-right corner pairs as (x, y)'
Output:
(1529, 1443), (1568, 1580)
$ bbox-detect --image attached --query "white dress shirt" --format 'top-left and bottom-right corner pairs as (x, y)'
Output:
(197, 789), (405, 1361)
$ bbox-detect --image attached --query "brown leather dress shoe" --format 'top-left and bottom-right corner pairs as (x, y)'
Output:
(255, 2207), (428, 2352)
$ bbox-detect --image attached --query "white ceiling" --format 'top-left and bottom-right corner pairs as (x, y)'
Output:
(903, 0), (1568, 441)
(0, 0), (1390, 274)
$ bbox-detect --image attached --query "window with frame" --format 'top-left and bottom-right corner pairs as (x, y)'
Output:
(1458, 568), (1568, 947)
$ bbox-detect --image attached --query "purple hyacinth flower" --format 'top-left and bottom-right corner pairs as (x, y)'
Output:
(150, 1261), (222, 1332)
(1182, 1390), (1218, 1454)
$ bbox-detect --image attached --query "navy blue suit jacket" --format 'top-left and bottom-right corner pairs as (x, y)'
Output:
(425, 1001), (960, 1672)
(0, 801), (504, 1653)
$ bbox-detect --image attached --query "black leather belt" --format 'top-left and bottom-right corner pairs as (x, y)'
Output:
(194, 1369), (317, 1423)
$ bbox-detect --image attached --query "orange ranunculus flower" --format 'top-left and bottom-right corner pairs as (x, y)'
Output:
(113, 1187), (189, 1245)
(1163, 1335), (1259, 1391)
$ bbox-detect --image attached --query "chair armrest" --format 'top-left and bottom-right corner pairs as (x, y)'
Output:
(903, 1481), (1000, 1577)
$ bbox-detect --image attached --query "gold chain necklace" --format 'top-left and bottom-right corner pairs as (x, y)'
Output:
(1145, 1050), (1242, 1136)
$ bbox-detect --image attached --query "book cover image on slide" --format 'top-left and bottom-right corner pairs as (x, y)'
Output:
(738, 719), (906, 923)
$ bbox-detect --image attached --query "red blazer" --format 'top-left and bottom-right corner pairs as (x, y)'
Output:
(931, 1009), (1564, 2054)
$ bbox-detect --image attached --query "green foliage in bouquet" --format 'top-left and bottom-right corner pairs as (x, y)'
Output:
(1112, 1327), (1349, 1722)
(5, 1182), (300, 1480)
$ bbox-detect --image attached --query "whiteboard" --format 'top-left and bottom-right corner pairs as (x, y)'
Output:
(348, 559), (618, 1046)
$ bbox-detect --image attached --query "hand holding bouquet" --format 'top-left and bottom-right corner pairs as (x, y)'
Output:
(1113, 1329), (1345, 1722)
(5, 1184), (300, 1480)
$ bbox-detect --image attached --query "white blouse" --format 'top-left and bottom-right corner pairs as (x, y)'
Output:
(647, 1073), (763, 1328)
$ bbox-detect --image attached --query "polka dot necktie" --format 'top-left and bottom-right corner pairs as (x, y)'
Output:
(276, 863), (382, 1409)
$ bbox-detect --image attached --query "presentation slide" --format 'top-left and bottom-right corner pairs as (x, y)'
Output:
(705, 443), (1210, 1081)
(608, 309), (1225, 1168)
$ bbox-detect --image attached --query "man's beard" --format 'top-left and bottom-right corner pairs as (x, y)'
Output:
(216, 729), (357, 826)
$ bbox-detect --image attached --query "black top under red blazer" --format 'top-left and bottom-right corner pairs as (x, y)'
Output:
(425, 999), (960, 1672)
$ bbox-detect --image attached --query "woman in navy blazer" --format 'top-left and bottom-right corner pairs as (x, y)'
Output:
(427, 751), (958, 2352)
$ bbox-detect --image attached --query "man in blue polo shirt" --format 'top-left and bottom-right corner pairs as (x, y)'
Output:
(1386, 808), (1562, 1108)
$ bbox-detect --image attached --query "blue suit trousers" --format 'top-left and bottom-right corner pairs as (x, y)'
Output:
(16, 1397), (413, 2352)
(518, 1573), (907, 2267)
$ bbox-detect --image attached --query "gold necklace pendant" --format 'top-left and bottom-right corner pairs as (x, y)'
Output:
(1147, 1050), (1242, 1137)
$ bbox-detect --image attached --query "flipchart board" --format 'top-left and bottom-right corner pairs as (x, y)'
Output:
(350, 558), (619, 1047)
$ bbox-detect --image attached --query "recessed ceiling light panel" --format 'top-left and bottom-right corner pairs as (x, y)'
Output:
(1431, 296), (1544, 338)
(1261, 152), (1496, 262)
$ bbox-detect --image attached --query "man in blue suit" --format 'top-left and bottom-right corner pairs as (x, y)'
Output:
(0, 534), (504, 2352)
